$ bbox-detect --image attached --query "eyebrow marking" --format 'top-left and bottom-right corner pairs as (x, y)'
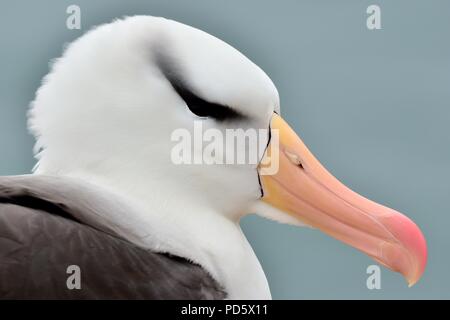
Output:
(155, 51), (245, 121)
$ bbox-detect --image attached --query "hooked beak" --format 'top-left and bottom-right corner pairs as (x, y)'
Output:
(258, 113), (427, 286)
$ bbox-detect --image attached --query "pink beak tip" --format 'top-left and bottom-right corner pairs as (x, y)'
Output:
(386, 212), (428, 286)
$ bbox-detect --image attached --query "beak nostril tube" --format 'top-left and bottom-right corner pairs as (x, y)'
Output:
(284, 149), (304, 169)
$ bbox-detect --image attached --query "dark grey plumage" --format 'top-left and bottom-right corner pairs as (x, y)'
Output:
(0, 175), (225, 300)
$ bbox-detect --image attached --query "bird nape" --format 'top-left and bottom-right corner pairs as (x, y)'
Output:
(0, 16), (427, 300)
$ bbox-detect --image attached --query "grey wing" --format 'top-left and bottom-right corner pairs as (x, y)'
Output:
(0, 176), (225, 300)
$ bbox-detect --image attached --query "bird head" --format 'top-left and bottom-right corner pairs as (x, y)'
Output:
(29, 16), (427, 287)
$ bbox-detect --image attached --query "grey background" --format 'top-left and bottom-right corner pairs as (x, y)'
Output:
(0, 0), (448, 299)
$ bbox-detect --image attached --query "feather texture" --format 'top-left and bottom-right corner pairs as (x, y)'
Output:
(0, 175), (225, 299)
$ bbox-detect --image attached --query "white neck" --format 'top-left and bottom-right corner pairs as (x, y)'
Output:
(47, 170), (271, 299)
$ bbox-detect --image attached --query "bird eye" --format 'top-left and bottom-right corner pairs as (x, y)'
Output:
(156, 52), (245, 121)
(171, 82), (242, 121)
(156, 53), (243, 121)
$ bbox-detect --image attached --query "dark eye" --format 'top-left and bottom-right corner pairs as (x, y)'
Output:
(171, 82), (242, 121)
(156, 52), (243, 122)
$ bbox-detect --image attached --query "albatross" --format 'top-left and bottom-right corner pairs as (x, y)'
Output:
(0, 16), (427, 299)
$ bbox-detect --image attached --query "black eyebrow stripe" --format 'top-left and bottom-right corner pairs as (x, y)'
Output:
(155, 52), (244, 121)
(170, 80), (243, 121)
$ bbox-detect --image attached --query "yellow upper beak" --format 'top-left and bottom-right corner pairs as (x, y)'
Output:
(258, 113), (427, 286)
